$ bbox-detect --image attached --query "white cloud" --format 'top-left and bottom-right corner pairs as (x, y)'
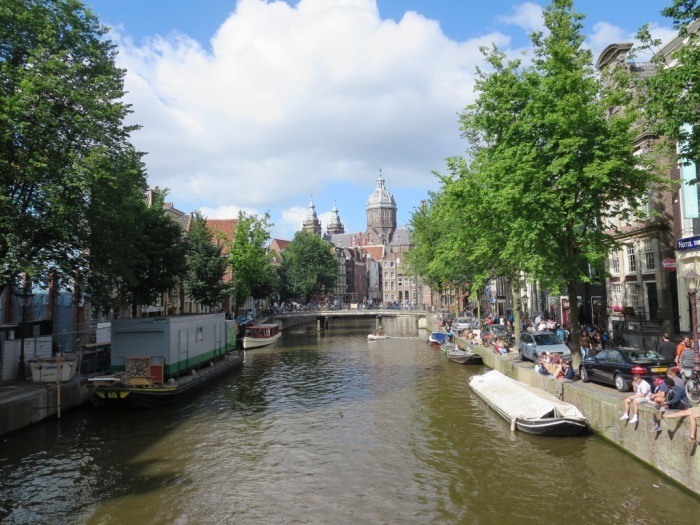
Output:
(498, 2), (544, 34)
(106, 0), (510, 237)
(586, 21), (677, 64)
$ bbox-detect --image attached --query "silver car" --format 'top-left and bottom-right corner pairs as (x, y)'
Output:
(518, 331), (571, 362)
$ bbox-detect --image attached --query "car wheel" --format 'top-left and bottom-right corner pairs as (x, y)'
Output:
(519, 349), (527, 361)
(614, 374), (628, 392)
(580, 366), (590, 383)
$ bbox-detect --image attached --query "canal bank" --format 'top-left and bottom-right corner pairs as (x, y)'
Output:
(447, 325), (700, 496)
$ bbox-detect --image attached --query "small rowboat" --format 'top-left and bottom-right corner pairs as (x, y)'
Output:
(469, 370), (590, 437)
(440, 342), (482, 364)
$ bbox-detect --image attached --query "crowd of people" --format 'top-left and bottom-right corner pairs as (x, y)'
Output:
(437, 312), (698, 446)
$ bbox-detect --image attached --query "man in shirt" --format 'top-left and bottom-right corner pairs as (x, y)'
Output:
(620, 375), (651, 425)
(658, 333), (677, 362)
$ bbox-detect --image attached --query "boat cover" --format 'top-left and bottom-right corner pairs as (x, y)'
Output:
(469, 370), (586, 421)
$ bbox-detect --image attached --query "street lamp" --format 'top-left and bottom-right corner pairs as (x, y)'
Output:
(683, 269), (700, 376)
(14, 284), (34, 381)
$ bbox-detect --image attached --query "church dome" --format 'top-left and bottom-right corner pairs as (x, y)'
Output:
(366, 172), (396, 210)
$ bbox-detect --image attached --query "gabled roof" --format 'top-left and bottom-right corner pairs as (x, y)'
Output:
(205, 219), (238, 253)
(361, 245), (384, 261)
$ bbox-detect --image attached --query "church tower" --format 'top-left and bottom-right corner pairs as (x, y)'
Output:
(326, 201), (345, 235)
(302, 197), (322, 236)
(365, 170), (397, 244)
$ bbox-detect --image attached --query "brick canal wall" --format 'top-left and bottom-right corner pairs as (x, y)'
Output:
(439, 322), (700, 496)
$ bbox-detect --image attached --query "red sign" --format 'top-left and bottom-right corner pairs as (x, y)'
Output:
(663, 258), (676, 272)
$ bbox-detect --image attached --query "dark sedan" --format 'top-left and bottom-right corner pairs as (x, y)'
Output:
(579, 347), (676, 392)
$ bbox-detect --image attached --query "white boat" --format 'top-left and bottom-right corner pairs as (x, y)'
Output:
(243, 323), (282, 349)
(29, 355), (79, 383)
(468, 370), (589, 436)
(368, 333), (390, 341)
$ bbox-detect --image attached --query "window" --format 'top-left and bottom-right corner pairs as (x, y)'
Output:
(612, 283), (622, 305)
(390, 261), (394, 268)
(397, 277), (403, 287)
(391, 271), (395, 279)
(628, 284), (640, 308)
(643, 239), (655, 271)
(610, 252), (620, 274)
(384, 271), (388, 279)
(626, 244), (637, 273)
(412, 290), (416, 299)
(196, 326), (204, 342)
(384, 293), (389, 301)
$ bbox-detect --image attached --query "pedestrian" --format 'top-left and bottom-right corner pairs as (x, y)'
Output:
(658, 333), (676, 362)
(655, 405), (699, 444)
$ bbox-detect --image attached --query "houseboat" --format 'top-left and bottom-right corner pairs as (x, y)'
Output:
(242, 323), (281, 349)
(88, 313), (243, 408)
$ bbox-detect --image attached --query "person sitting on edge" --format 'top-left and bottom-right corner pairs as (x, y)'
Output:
(666, 369), (685, 390)
(547, 354), (564, 378)
(662, 377), (690, 411)
(620, 375), (651, 424)
(535, 352), (550, 375)
(555, 361), (575, 399)
(655, 405), (699, 444)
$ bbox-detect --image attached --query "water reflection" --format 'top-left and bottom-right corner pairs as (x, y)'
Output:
(0, 317), (697, 524)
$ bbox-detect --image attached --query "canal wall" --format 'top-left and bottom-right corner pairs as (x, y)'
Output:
(438, 324), (700, 496)
(0, 379), (90, 436)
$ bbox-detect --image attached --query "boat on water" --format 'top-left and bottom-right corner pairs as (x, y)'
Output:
(428, 332), (447, 346)
(88, 313), (243, 408)
(243, 323), (281, 349)
(29, 355), (79, 383)
(368, 333), (390, 341)
(468, 370), (590, 436)
(441, 342), (483, 364)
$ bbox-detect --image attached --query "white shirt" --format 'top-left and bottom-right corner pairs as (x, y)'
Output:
(635, 379), (651, 400)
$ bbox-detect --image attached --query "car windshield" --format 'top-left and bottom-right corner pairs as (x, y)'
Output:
(624, 349), (664, 362)
(534, 333), (563, 345)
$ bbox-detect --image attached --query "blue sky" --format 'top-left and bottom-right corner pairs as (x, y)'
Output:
(84, 0), (674, 241)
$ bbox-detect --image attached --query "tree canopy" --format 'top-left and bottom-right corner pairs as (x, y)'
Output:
(183, 211), (230, 308)
(637, 0), (700, 164)
(0, 0), (144, 293)
(407, 0), (663, 363)
(280, 230), (338, 303)
(228, 211), (276, 309)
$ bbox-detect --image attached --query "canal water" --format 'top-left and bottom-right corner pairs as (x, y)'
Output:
(0, 317), (697, 524)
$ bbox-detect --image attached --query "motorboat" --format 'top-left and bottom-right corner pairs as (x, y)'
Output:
(468, 370), (590, 436)
(368, 333), (390, 341)
(441, 342), (483, 364)
(243, 323), (281, 349)
(428, 332), (447, 346)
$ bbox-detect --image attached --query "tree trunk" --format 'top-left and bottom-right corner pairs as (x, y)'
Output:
(567, 282), (581, 369)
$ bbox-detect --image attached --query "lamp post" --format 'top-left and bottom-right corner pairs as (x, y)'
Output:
(683, 269), (700, 376)
(15, 285), (34, 381)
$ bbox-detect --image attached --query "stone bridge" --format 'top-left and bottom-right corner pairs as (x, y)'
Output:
(271, 309), (430, 331)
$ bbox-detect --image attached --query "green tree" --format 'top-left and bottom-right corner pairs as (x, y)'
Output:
(410, 0), (662, 364)
(228, 211), (276, 310)
(119, 193), (188, 317)
(637, 0), (700, 164)
(0, 0), (142, 291)
(280, 230), (338, 303)
(183, 212), (230, 308)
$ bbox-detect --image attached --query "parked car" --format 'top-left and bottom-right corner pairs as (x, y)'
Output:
(518, 331), (571, 362)
(480, 324), (514, 346)
(579, 347), (676, 392)
(453, 317), (476, 332)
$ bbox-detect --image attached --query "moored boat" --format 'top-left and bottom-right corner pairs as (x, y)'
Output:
(468, 370), (590, 436)
(428, 332), (447, 346)
(29, 355), (79, 383)
(368, 333), (390, 341)
(441, 342), (483, 364)
(88, 313), (242, 408)
(243, 323), (281, 349)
